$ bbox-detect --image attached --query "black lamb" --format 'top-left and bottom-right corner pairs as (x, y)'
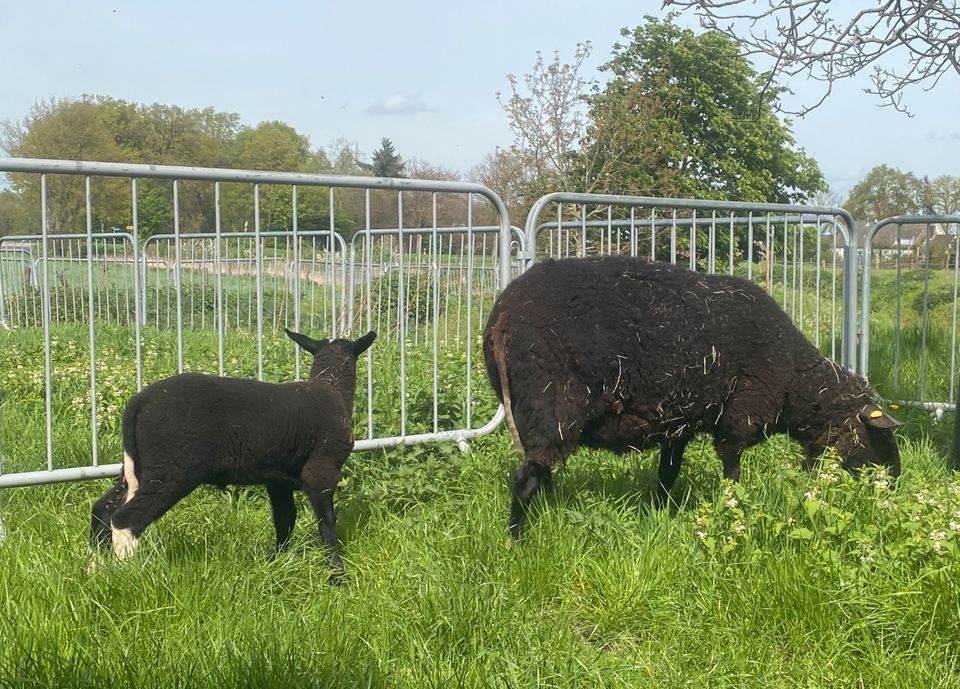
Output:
(90, 328), (376, 580)
(482, 256), (901, 539)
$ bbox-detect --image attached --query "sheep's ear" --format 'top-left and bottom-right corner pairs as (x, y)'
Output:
(284, 328), (325, 355)
(859, 404), (903, 429)
(352, 330), (377, 357)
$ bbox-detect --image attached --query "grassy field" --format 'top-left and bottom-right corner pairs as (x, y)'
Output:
(1, 262), (959, 687)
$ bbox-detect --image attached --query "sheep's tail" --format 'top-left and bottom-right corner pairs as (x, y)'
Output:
(488, 315), (524, 455)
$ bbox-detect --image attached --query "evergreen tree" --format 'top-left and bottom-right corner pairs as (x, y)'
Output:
(370, 137), (405, 178)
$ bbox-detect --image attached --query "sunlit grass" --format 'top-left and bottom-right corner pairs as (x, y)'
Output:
(1, 432), (959, 687)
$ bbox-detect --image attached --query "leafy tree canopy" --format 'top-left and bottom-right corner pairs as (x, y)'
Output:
(581, 16), (825, 203)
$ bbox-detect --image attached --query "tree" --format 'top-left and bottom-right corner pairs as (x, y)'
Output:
(663, 0), (960, 114)
(1, 97), (129, 234)
(581, 17), (824, 203)
(223, 121), (333, 232)
(0, 189), (30, 234)
(927, 175), (960, 216)
(403, 159), (468, 229)
(0, 96), (338, 238)
(497, 42), (594, 196)
(843, 165), (924, 222)
(470, 147), (535, 227)
(369, 138), (405, 178)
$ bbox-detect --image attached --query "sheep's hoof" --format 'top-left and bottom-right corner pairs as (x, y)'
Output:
(328, 569), (346, 586)
(504, 536), (514, 551)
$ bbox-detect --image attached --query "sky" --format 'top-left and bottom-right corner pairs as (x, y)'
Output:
(3, 0), (958, 200)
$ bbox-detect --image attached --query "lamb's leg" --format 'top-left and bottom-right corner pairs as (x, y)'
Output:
(656, 438), (689, 508)
(90, 478), (128, 550)
(300, 461), (343, 583)
(266, 482), (297, 553)
(109, 479), (198, 560)
(508, 458), (553, 541)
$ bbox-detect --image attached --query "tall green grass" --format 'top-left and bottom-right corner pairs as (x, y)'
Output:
(1, 258), (959, 687)
(2, 435), (959, 687)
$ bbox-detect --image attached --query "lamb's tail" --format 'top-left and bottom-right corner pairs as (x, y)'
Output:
(487, 315), (524, 455)
(120, 396), (143, 496)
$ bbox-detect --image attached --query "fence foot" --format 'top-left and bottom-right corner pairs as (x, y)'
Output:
(455, 433), (471, 454)
(0, 513), (5, 544)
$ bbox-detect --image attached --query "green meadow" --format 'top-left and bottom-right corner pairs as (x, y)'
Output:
(0, 261), (958, 688)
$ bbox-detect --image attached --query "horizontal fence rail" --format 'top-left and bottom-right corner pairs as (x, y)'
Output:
(524, 192), (859, 370)
(0, 157), (512, 488)
(861, 214), (960, 414)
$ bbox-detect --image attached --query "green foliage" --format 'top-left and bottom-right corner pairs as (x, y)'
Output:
(844, 165), (924, 222)
(581, 16), (824, 202)
(0, 96), (351, 238)
(369, 137), (405, 178)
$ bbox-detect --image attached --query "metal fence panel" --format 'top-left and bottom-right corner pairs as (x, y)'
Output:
(347, 226), (525, 444)
(861, 214), (960, 414)
(0, 157), (512, 488)
(524, 192), (859, 370)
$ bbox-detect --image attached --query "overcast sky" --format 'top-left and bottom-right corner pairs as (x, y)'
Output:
(3, 0), (957, 199)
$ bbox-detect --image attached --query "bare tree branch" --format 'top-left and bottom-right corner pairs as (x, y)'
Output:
(663, 0), (960, 115)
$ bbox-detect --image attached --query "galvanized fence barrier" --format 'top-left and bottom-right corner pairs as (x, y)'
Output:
(861, 214), (960, 415)
(1, 233), (140, 329)
(524, 192), (859, 370)
(141, 231), (348, 364)
(346, 226), (525, 444)
(0, 157), (511, 489)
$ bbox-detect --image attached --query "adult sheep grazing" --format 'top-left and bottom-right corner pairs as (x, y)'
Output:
(483, 256), (901, 539)
(90, 329), (376, 580)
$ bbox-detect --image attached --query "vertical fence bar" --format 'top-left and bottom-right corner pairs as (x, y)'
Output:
(173, 180), (184, 373)
(397, 192), (407, 436)
(329, 187), (337, 338)
(40, 175), (54, 471)
(918, 223), (932, 400)
(949, 230), (960, 405)
(84, 177), (100, 466)
(432, 194), (440, 433)
(466, 197), (474, 428)
(131, 179), (143, 391)
(364, 190), (374, 440)
(214, 182), (225, 377)
(292, 186), (301, 379)
(254, 184), (264, 381)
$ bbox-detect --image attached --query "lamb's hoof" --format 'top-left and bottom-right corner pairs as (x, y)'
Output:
(328, 569), (346, 586)
(504, 536), (514, 551)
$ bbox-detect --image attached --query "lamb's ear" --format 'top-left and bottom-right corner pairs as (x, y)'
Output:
(284, 328), (326, 355)
(352, 330), (377, 357)
(859, 404), (903, 429)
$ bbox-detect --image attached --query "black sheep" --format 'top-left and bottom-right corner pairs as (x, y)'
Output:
(483, 256), (901, 539)
(90, 329), (376, 580)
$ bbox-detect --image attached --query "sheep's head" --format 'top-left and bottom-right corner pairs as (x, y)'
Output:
(837, 403), (903, 480)
(284, 329), (377, 383)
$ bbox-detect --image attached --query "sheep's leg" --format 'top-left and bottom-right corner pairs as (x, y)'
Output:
(109, 480), (198, 560)
(656, 439), (689, 508)
(713, 441), (743, 482)
(90, 478), (128, 550)
(301, 462), (343, 582)
(266, 482), (297, 553)
(508, 458), (553, 541)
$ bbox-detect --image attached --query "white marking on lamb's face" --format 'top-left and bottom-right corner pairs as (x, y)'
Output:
(112, 528), (138, 560)
(122, 452), (139, 503)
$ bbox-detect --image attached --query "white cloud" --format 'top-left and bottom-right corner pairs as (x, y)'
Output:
(365, 94), (433, 116)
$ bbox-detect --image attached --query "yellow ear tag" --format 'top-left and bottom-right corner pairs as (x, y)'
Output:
(870, 409), (883, 419)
